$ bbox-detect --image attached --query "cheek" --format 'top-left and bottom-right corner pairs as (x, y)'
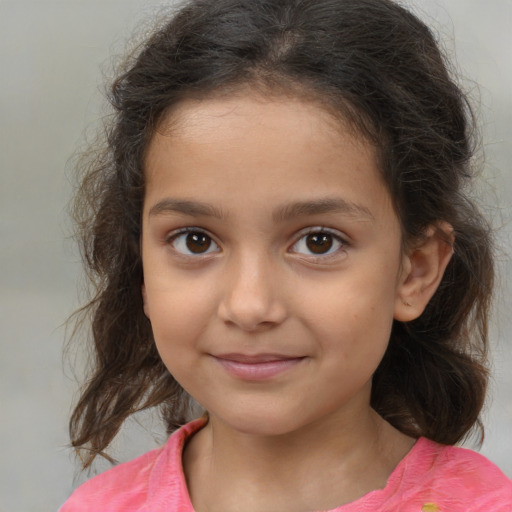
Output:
(143, 276), (215, 356)
(301, 268), (397, 323)
(145, 291), (206, 388)
(299, 273), (395, 358)
(143, 251), (218, 319)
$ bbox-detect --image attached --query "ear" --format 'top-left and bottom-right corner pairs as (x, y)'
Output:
(141, 283), (150, 319)
(394, 222), (454, 322)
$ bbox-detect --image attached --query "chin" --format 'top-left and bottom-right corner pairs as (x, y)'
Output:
(210, 404), (316, 439)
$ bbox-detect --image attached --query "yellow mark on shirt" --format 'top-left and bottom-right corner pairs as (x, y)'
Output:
(422, 504), (440, 512)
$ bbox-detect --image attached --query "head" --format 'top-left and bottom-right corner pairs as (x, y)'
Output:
(71, 0), (493, 467)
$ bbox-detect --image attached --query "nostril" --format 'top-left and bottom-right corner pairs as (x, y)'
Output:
(217, 288), (287, 331)
(217, 256), (288, 330)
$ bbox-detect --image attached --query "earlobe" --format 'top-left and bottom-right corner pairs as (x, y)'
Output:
(394, 222), (454, 322)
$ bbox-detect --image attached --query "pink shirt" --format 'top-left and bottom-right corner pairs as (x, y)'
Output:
(60, 419), (512, 511)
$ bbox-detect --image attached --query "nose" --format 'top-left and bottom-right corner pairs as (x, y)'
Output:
(217, 253), (288, 332)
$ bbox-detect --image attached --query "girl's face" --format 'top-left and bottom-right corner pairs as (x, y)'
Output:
(141, 93), (409, 436)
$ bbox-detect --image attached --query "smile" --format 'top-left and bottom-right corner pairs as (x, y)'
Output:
(212, 354), (305, 381)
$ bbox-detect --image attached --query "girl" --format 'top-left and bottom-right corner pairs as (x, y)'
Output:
(61, 0), (512, 510)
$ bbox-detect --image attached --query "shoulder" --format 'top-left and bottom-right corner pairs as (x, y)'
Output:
(59, 419), (205, 512)
(398, 438), (512, 511)
(58, 446), (163, 512)
(426, 440), (512, 491)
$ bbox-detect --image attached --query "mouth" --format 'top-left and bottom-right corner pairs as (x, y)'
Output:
(212, 353), (306, 381)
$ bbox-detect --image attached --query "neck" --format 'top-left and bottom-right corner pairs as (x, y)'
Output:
(183, 404), (415, 512)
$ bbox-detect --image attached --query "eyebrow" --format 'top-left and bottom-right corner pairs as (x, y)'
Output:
(147, 197), (374, 222)
(272, 198), (374, 222)
(148, 198), (225, 219)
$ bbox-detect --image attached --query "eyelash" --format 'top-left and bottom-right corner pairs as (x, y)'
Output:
(290, 227), (348, 260)
(166, 228), (220, 257)
(165, 226), (349, 260)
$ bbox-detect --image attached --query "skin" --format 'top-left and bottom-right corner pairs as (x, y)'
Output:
(141, 93), (453, 512)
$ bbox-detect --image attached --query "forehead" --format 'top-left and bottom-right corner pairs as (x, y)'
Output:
(143, 93), (394, 225)
(160, 90), (345, 134)
(146, 92), (376, 173)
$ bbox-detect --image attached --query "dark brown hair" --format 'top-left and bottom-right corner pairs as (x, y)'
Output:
(70, 0), (493, 468)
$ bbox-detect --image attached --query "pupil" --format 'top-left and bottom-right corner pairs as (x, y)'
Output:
(186, 232), (211, 253)
(306, 233), (333, 254)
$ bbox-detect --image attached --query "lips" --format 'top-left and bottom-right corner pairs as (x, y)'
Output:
(212, 353), (305, 381)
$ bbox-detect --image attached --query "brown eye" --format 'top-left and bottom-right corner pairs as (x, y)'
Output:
(186, 232), (212, 253)
(305, 233), (333, 254)
(170, 230), (220, 255)
(291, 229), (345, 258)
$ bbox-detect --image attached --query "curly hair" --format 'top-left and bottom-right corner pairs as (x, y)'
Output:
(69, 0), (493, 468)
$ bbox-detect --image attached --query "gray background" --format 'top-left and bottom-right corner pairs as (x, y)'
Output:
(0, 1), (511, 511)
